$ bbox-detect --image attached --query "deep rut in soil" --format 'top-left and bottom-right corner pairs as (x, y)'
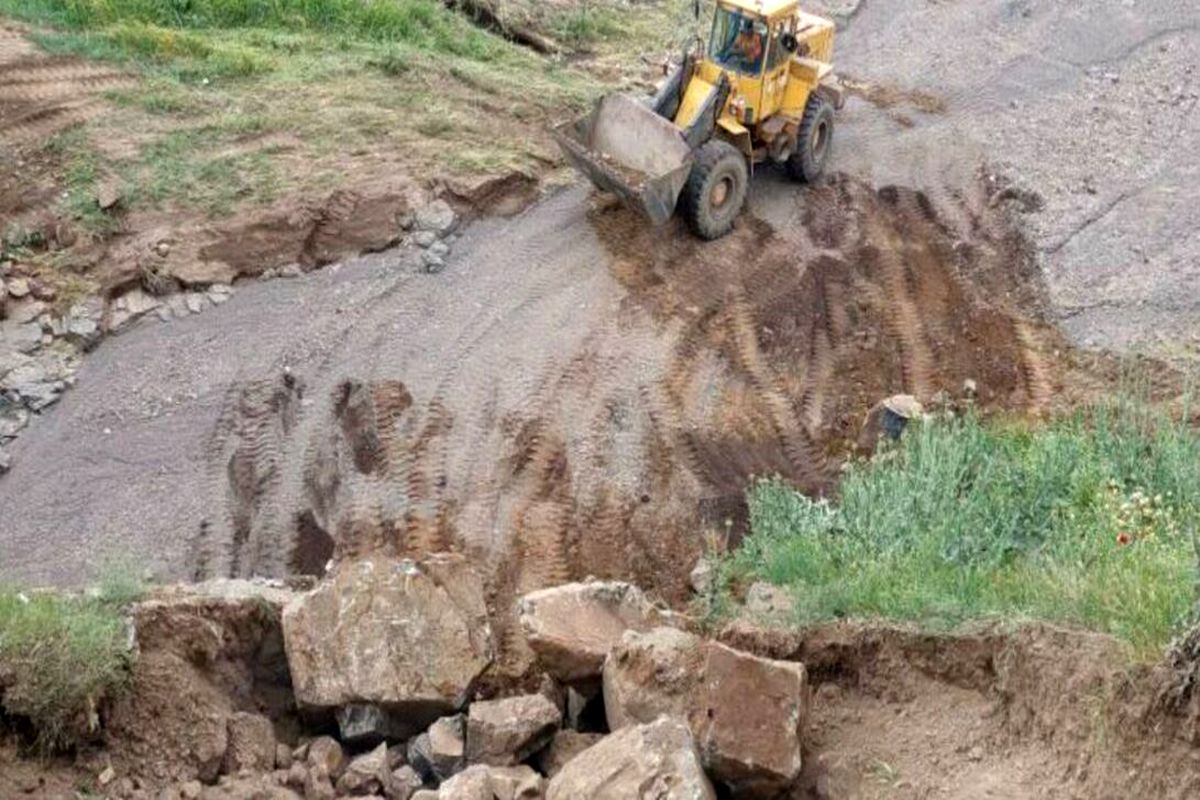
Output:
(186, 175), (1064, 679)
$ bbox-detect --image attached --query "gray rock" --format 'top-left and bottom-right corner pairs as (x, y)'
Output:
(415, 200), (458, 236)
(335, 742), (391, 796)
(0, 447), (10, 473)
(689, 558), (714, 595)
(3, 322), (43, 354)
(6, 277), (29, 298)
(280, 264), (303, 278)
(208, 291), (230, 306)
(413, 230), (438, 248)
(0, 406), (29, 438)
(64, 316), (100, 347)
(421, 252), (445, 273)
(166, 294), (191, 318)
(407, 714), (465, 783)
(388, 765), (424, 800)
(8, 300), (46, 325)
(429, 241), (450, 258)
(336, 703), (406, 746)
(184, 293), (207, 314)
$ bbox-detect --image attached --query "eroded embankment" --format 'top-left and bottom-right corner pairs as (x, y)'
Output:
(189, 176), (1069, 678)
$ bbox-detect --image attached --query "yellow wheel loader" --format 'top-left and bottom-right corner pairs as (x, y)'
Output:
(553, 0), (843, 240)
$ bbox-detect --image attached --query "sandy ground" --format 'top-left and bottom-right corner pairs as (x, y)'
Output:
(2, 0), (1198, 596)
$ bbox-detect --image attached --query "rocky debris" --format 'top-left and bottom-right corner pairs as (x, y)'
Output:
(689, 558), (714, 595)
(390, 765), (425, 800)
(466, 694), (560, 766)
(337, 703), (410, 746)
(306, 736), (347, 781)
(0, 446), (10, 473)
(415, 200), (458, 237)
(535, 731), (603, 778)
(545, 717), (715, 800)
(282, 555), (493, 732)
(407, 714), (466, 784)
(517, 581), (669, 683)
(424, 764), (542, 800)
(6, 276), (30, 298)
(421, 251), (446, 273)
(222, 712), (277, 774)
(414, 230), (438, 248)
(743, 582), (795, 623)
(602, 628), (809, 796)
(335, 743), (392, 796)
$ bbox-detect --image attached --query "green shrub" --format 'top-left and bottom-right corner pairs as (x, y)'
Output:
(734, 399), (1200, 657)
(0, 590), (134, 751)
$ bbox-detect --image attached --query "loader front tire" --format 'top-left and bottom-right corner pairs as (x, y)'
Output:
(787, 96), (834, 183)
(681, 139), (748, 240)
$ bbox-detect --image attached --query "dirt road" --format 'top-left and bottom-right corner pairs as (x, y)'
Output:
(1, 0), (1196, 612)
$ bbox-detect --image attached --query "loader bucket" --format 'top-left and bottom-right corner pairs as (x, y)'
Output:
(552, 93), (694, 226)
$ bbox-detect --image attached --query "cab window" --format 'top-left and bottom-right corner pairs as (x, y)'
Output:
(709, 6), (769, 74)
(765, 18), (795, 72)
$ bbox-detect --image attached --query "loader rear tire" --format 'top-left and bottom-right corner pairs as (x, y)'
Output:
(787, 96), (834, 183)
(681, 139), (748, 240)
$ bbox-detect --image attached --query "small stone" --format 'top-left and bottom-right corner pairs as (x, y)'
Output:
(154, 241), (171, 257)
(415, 200), (457, 236)
(184, 293), (206, 315)
(421, 252), (445, 273)
(963, 378), (978, 396)
(96, 180), (123, 210)
(223, 712), (276, 774)
(179, 780), (202, 799)
(285, 762), (308, 789)
(276, 743), (293, 770)
(306, 736), (346, 780)
(407, 714), (465, 783)
(387, 765), (424, 800)
(413, 230), (438, 248)
(428, 241), (450, 258)
(466, 694), (561, 766)
(689, 558), (713, 595)
(98, 766), (116, 786)
(209, 283), (232, 296)
(208, 291), (230, 305)
(337, 703), (405, 746)
(6, 277), (30, 298)
(280, 264), (303, 278)
(335, 742), (390, 796)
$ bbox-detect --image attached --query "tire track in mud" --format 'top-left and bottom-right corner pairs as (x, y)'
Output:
(190, 176), (1065, 681)
(0, 35), (133, 146)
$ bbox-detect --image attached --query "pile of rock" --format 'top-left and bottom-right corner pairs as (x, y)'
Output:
(405, 199), (458, 274)
(100, 557), (812, 800)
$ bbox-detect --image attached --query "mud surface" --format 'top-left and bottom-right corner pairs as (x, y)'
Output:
(719, 620), (1200, 800)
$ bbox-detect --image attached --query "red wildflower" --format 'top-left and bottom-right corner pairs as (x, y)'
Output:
(1116, 532), (1131, 546)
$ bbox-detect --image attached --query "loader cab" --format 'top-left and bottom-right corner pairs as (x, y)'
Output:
(705, 0), (801, 124)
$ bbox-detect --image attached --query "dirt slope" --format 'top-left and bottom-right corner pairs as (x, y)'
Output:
(0, 174), (1063, 683)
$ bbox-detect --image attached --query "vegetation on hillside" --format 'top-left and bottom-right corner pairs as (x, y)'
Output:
(0, 569), (141, 751)
(728, 397), (1200, 658)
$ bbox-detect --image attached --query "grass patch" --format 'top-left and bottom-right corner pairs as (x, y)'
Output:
(0, 567), (142, 751)
(732, 398), (1200, 658)
(46, 127), (118, 235)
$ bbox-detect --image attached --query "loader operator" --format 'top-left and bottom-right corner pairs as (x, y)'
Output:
(733, 18), (764, 70)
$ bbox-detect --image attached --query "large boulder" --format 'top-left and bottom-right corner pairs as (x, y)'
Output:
(466, 694), (561, 766)
(282, 555), (494, 732)
(517, 582), (669, 683)
(602, 627), (703, 731)
(546, 717), (715, 800)
(602, 629), (810, 796)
